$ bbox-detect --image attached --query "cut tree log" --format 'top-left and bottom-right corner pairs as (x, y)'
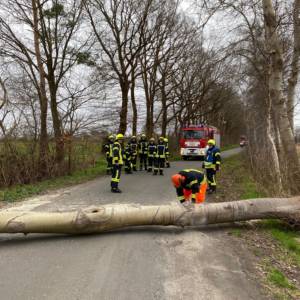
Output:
(0, 197), (299, 234)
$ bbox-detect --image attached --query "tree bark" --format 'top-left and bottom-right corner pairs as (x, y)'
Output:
(161, 75), (168, 137)
(263, 0), (300, 193)
(32, 0), (49, 176)
(130, 71), (138, 136)
(287, 0), (300, 133)
(0, 197), (299, 234)
(118, 81), (129, 134)
(48, 77), (64, 164)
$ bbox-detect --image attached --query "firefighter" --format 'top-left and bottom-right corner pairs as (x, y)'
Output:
(147, 137), (157, 172)
(123, 143), (133, 174)
(111, 133), (124, 193)
(128, 136), (138, 171)
(154, 136), (166, 175)
(164, 137), (170, 168)
(138, 134), (148, 171)
(171, 169), (207, 206)
(103, 134), (114, 175)
(203, 139), (221, 193)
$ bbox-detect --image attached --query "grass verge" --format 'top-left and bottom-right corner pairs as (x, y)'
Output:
(0, 157), (107, 203)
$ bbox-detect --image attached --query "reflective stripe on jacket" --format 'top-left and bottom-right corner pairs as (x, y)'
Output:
(176, 169), (206, 201)
(112, 141), (123, 165)
(148, 144), (157, 157)
(204, 146), (221, 169)
(156, 144), (166, 158)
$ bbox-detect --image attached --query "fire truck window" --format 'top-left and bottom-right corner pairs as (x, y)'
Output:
(183, 130), (205, 139)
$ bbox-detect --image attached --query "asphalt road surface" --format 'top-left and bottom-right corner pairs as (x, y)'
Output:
(0, 148), (268, 300)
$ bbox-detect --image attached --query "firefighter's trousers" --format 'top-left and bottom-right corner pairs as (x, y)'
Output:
(154, 157), (165, 174)
(147, 156), (155, 172)
(106, 157), (112, 174)
(132, 155), (137, 171)
(139, 154), (147, 170)
(205, 168), (217, 191)
(111, 165), (122, 189)
(124, 159), (132, 174)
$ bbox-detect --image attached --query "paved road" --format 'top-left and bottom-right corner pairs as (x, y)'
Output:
(0, 148), (268, 300)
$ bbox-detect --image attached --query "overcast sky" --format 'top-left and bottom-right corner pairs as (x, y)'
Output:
(180, 0), (300, 128)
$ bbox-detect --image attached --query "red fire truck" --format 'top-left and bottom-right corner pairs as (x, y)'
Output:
(179, 124), (220, 160)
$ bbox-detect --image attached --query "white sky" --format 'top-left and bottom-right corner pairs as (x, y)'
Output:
(180, 0), (300, 128)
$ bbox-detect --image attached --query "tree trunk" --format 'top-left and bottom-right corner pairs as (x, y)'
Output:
(130, 72), (138, 136)
(287, 0), (300, 133)
(48, 78), (64, 164)
(32, 0), (49, 176)
(0, 197), (299, 234)
(161, 76), (167, 137)
(119, 81), (129, 134)
(263, 0), (300, 194)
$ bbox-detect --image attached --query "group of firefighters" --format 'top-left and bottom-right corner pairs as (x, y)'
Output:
(104, 133), (171, 193)
(104, 133), (221, 207)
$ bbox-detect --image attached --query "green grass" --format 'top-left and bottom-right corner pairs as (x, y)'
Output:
(262, 220), (300, 266)
(221, 144), (239, 151)
(267, 267), (296, 290)
(221, 154), (266, 199)
(230, 228), (242, 237)
(0, 157), (107, 203)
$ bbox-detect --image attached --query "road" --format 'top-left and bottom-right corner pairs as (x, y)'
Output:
(0, 148), (268, 300)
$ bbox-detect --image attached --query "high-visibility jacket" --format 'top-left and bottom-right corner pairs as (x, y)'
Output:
(104, 141), (114, 158)
(129, 142), (138, 156)
(156, 143), (166, 158)
(138, 139), (148, 155)
(123, 144), (132, 161)
(112, 141), (123, 165)
(204, 146), (221, 169)
(176, 169), (206, 202)
(147, 143), (157, 157)
(165, 141), (170, 157)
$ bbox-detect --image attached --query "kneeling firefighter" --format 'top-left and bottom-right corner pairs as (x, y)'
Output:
(111, 134), (124, 193)
(171, 169), (207, 206)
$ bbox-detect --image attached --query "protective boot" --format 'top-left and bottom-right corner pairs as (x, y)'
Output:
(111, 188), (122, 193)
(159, 170), (164, 176)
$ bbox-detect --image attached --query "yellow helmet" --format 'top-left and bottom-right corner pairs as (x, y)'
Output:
(164, 138), (168, 142)
(150, 137), (155, 142)
(116, 133), (124, 140)
(159, 136), (164, 141)
(207, 139), (215, 145)
(108, 135), (114, 140)
(141, 133), (146, 138)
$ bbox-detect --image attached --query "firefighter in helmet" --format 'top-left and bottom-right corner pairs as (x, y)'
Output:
(203, 139), (221, 193)
(164, 137), (170, 168)
(123, 143), (133, 174)
(154, 136), (166, 175)
(103, 134), (115, 175)
(138, 133), (148, 171)
(111, 133), (124, 193)
(147, 137), (157, 172)
(128, 136), (138, 171)
(171, 169), (207, 206)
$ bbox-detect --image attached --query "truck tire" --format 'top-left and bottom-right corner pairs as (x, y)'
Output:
(182, 156), (188, 161)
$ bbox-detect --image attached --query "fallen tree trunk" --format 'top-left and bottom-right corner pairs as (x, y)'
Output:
(0, 197), (299, 234)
